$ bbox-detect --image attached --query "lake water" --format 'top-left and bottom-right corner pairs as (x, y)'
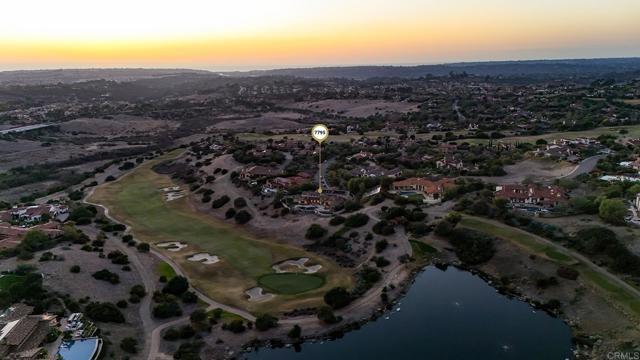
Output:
(247, 266), (572, 360)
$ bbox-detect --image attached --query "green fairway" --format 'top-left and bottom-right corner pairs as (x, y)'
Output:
(89, 150), (352, 312)
(156, 262), (177, 280)
(258, 273), (325, 295)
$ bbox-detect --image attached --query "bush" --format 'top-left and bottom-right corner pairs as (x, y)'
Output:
(317, 306), (342, 324)
(222, 319), (246, 333)
(598, 198), (628, 225)
(70, 265), (81, 273)
(329, 216), (345, 226)
(92, 269), (120, 284)
(137, 242), (150, 252)
(130, 285), (146, 298)
(288, 324), (301, 339)
(324, 287), (352, 309)
(447, 228), (496, 265)
(255, 313), (279, 331)
(234, 210), (253, 224)
(153, 301), (182, 319)
(85, 302), (125, 323)
(116, 300), (128, 308)
(372, 220), (395, 235)
(163, 276), (189, 296)
(212, 195), (231, 209)
(163, 328), (180, 341)
(375, 239), (388, 253)
(344, 213), (369, 228)
(305, 224), (327, 239)
(225, 208), (236, 219)
(234, 197), (247, 208)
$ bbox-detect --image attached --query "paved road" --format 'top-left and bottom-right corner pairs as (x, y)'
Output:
(557, 155), (605, 179)
(466, 216), (640, 301)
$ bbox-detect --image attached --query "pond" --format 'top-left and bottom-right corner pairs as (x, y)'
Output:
(247, 266), (572, 360)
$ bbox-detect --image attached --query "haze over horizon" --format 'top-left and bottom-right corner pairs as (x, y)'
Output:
(2, 0), (639, 71)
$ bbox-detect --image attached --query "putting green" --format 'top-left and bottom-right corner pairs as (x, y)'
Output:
(258, 273), (325, 295)
(89, 150), (352, 313)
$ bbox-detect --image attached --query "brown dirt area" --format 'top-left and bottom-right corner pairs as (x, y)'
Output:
(284, 99), (420, 118)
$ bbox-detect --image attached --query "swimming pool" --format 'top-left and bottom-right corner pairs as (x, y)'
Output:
(57, 337), (102, 360)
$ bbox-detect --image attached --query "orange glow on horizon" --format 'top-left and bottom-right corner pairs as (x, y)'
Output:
(1, 0), (639, 70)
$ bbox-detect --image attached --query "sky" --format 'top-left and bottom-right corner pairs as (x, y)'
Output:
(1, 0), (639, 71)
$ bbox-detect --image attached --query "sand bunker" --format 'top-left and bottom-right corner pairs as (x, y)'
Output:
(187, 253), (220, 265)
(272, 257), (322, 274)
(161, 186), (185, 201)
(245, 287), (274, 302)
(157, 241), (187, 252)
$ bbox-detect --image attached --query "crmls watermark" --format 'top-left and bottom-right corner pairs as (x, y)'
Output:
(607, 352), (640, 360)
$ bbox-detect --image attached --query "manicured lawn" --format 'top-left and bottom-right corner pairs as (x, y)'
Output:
(89, 150), (351, 313)
(410, 240), (437, 258)
(156, 262), (177, 280)
(258, 273), (325, 295)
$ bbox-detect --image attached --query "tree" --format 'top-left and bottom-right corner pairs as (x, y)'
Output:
(317, 306), (341, 324)
(163, 276), (189, 296)
(120, 337), (138, 354)
(305, 224), (327, 239)
(70, 265), (81, 273)
(255, 313), (278, 331)
(598, 198), (627, 225)
(85, 302), (125, 323)
(137, 242), (150, 252)
(130, 284), (146, 298)
(288, 324), (301, 339)
(234, 210), (252, 224)
(324, 287), (352, 309)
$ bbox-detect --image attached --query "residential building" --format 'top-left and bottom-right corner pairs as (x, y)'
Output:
(391, 177), (454, 203)
(495, 184), (567, 208)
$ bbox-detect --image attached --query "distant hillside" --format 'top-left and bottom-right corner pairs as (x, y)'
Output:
(229, 58), (640, 80)
(0, 68), (212, 86)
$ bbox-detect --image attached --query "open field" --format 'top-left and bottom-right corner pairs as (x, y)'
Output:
(622, 99), (640, 106)
(459, 216), (640, 317)
(284, 99), (420, 118)
(89, 151), (352, 314)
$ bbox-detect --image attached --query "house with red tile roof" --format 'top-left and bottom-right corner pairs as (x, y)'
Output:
(495, 184), (568, 208)
(391, 177), (454, 203)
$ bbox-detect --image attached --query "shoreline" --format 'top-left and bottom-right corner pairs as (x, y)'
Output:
(237, 259), (578, 358)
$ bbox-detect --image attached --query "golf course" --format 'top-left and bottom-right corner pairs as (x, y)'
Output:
(89, 150), (352, 313)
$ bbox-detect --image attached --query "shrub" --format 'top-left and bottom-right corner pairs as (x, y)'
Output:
(130, 285), (146, 298)
(317, 306), (342, 324)
(92, 269), (120, 284)
(375, 239), (388, 253)
(305, 224), (327, 239)
(85, 302), (125, 323)
(212, 195), (231, 209)
(344, 213), (369, 228)
(255, 314), (278, 331)
(136, 242), (150, 252)
(324, 287), (352, 309)
(222, 319), (246, 333)
(234, 210), (252, 224)
(329, 216), (345, 226)
(225, 208), (237, 219)
(234, 197), (247, 208)
(288, 324), (301, 339)
(163, 276), (189, 296)
(70, 265), (81, 273)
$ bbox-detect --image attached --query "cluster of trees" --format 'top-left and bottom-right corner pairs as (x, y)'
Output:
(435, 215), (496, 265)
(570, 227), (640, 276)
(153, 276), (195, 319)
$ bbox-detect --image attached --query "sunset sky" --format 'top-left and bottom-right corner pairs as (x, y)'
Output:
(2, 0), (639, 71)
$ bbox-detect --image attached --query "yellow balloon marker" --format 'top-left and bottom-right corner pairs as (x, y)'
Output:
(311, 124), (329, 193)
